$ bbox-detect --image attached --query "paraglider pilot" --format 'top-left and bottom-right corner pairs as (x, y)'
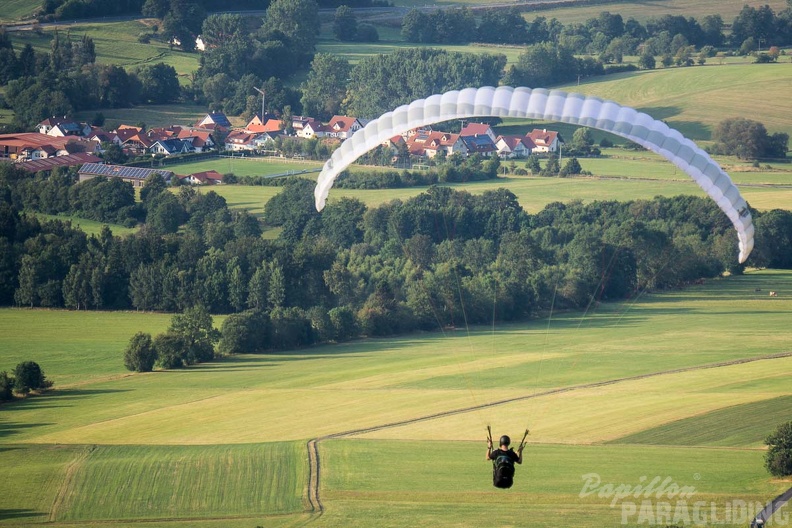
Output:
(486, 426), (527, 489)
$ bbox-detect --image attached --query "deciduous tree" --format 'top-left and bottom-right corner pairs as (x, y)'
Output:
(124, 332), (158, 372)
(765, 421), (792, 477)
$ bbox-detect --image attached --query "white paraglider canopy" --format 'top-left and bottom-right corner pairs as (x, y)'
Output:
(314, 86), (754, 263)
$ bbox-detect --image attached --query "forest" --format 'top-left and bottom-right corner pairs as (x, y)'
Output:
(2, 162), (791, 354)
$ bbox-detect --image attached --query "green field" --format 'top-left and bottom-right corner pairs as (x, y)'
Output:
(8, 21), (200, 77)
(504, 0), (789, 25)
(2, 2), (792, 526)
(317, 38), (527, 66)
(1, 270), (791, 526)
(198, 162), (792, 217)
(0, 0), (38, 23)
(73, 103), (209, 130)
(559, 63), (792, 140)
(30, 212), (138, 237)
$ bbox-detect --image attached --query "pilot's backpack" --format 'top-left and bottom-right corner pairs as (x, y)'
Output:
(493, 453), (515, 489)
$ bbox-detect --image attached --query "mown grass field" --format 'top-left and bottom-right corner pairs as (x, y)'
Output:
(1, 270), (791, 526)
(319, 442), (780, 528)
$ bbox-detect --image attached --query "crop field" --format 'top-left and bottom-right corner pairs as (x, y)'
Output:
(1, 270), (791, 526)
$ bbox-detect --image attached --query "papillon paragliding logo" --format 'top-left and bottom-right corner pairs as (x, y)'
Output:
(313, 86), (754, 264)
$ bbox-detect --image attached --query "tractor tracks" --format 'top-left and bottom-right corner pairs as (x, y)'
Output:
(304, 351), (792, 516)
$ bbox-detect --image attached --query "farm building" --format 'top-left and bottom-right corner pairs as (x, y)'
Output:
(78, 163), (174, 188)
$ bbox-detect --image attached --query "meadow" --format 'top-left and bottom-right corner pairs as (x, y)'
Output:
(29, 212), (138, 236)
(1, 2), (792, 526)
(557, 64), (792, 141)
(8, 20), (200, 77)
(193, 150), (792, 217)
(0, 0), (38, 23)
(1, 270), (791, 526)
(502, 0), (790, 25)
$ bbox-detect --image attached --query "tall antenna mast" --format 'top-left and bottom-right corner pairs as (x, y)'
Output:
(253, 87), (266, 121)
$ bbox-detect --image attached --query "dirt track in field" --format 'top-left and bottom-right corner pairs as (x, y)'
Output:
(305, 351), (792, 517)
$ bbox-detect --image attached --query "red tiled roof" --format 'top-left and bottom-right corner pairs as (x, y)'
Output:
(497, 135), (536, 150)
(246, 119), (282, 133)
(183, 170), (224, 184)
(328, 116), (358, 133)
(460, 123), (492, 137)
(527, 129), (559, 147)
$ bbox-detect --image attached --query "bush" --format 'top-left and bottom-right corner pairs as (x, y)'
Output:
(356, 23), (379, 42)
(123, 332), (158, 372)
(153, 332), (187, 369)
(765, 421), (792, 477)
(13, 361), (51, 394)
(218, 310), (271, 355)
(0, 371), (13, 401)
(328, 306), (359, 341)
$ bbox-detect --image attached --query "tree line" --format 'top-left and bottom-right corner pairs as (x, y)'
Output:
(402, 6), (792, 53)
(36, 0), (387, 22)
(3, 162), (792, 346)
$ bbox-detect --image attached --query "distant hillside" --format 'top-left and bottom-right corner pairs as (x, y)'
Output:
(558, 62), (792, 141)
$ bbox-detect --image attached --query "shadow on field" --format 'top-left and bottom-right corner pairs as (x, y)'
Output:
(637, 105), (681, 121)
(0, 388), (130, 413)
(0, 421), (53, 438)
(0, 509), (40, 521)
(635, 106), (711, 140)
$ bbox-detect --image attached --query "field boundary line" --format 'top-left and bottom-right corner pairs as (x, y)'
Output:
(305, 351), (792, 515)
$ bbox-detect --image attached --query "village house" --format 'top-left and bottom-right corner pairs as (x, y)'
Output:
(496, 135), (536, 159)
(78, 163), (174, 188)
(177, 128), (216, 152)
(150, 138), (192, 156)
(245, 113), (282, 134)
(461, 134), (497, 157)
(181, 170), (224, 185)
(407, 131), (467, 158)
(325, 116), (367, 140)
(88, 129), (121, 148)
(527, 129), (564, 153)
(381, 135), (406, 155)
(459, 122), (498, 157)
(460, 122), (497, 143)
(294, 117), (326, 139)
(37, 116), (91, 137)
(0, 133), (96, 162)
(224, 130), (260, 152)
(195, 112), (231, 131)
